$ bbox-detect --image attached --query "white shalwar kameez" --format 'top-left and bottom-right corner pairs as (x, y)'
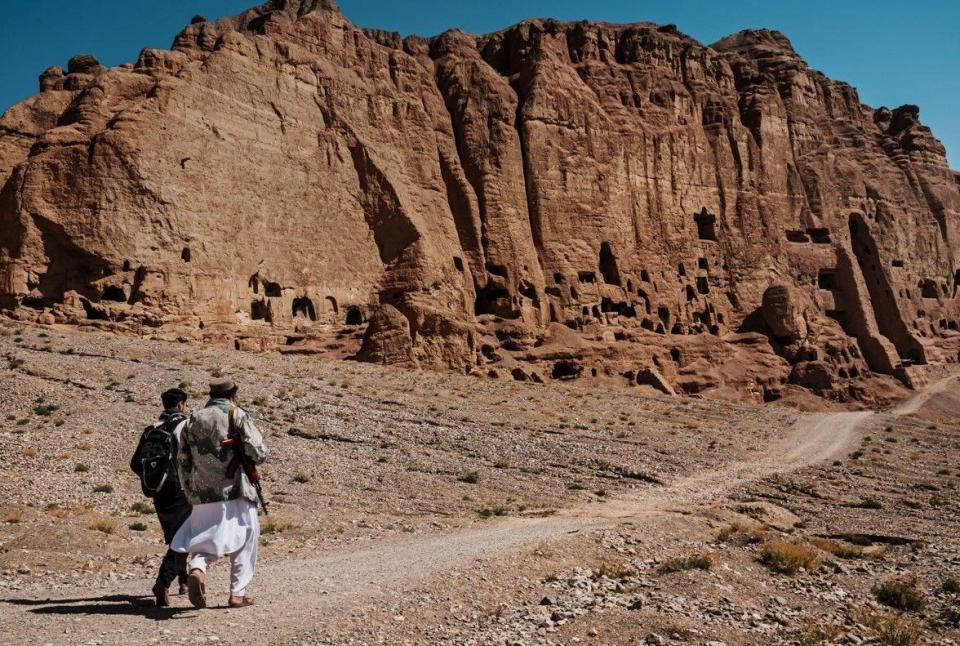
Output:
(171, 498), (259, 596)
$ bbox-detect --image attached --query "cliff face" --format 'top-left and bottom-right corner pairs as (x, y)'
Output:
(2, 0), (959, 403)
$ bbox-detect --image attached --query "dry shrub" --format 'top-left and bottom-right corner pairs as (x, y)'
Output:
(716, 522), (766, 544)
(21, 447), (37, 458)
(874, 577), (925, 612)
(811, 537), (885, 560)
(760, 540), (820, 575)
(658, 553), (716, 574)
(857, 610), (924, 646)
(46, 504), (69, 519)
(2, 510), (25, 524)
(87, 519), (117, 535)
(792, 618), (845, 645)
(595, 559), (635, 580)
(261, 519), (297, 535)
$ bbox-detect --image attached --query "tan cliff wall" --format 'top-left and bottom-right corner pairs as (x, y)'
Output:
(1, 0), (958, 403)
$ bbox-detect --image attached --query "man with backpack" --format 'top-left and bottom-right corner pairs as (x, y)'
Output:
(171, 379), (268, 609)
(129, 387), (192, 607)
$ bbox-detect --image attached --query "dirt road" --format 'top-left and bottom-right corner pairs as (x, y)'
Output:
(2, 378), (950, 645)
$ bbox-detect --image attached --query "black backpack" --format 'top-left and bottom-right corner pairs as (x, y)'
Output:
(137, 414), (185, 497)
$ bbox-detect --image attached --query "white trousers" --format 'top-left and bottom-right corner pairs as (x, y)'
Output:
(173, 499), (260, 597)
(189, 538), (258, 597)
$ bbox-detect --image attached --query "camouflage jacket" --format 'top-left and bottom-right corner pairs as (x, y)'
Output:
(177, 399), (268, 505)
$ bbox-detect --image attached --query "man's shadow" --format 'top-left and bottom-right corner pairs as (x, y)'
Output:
(2, 594), (192, 619)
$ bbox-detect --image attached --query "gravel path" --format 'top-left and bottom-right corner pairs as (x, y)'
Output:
(0, 397), (899, 645)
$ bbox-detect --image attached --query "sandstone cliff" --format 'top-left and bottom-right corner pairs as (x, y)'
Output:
(2, 0), (958, 403)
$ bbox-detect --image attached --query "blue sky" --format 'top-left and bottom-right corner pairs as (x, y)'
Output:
(1, 1), (957, 168)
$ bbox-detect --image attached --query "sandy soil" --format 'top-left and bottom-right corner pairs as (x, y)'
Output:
(0, 321), (957, 645)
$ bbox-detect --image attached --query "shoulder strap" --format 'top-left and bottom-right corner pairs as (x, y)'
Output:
(228, 405), (237, 436)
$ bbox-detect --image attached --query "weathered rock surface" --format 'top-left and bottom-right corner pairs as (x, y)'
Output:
(1, 1), (959, 403)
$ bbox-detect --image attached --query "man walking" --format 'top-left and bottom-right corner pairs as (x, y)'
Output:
(172, 379), (268, 609)
(130, 387), (192, 607)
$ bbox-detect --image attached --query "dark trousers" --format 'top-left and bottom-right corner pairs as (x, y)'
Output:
(154, 493), (192, 589)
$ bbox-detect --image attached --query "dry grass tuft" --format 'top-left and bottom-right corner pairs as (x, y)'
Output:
(857, 610), (924, 645)
(811, 537), (885, 560)
(87, 519), (117, 535)
(261, 519), (297, 535)
(760, 540), (820, 575)
(874, 577), (925, 612)
(2, 510), (25, 524)
(595, 559), (635, 580)
(716, 522), (766, 544)
(658, 553), (716, 574)
(130, 501), (155, 515)
(791, 618), (845, 645)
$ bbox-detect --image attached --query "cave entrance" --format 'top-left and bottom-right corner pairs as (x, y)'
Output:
(292, 297), (317, 321)
(325, 296), (339, 316)
(101, 286), (127, 303)
(474, 285), (515, 318)
(551, 361), (582, 380)
(694, 208), (717, 241)
(848, 213), (925, 364)
(251, 300), (272, 323)
(598, 242), (621, 286)
(345, 306), (364, 326)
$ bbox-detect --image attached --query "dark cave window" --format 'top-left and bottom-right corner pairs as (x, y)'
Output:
(101, 286), (126, 302)
(292, 297), (317, 321)
(345, 306), (364, 325)
(694, 208), (717, 241)
(817, 270), (838, 291)
(599, 242), (621, 286)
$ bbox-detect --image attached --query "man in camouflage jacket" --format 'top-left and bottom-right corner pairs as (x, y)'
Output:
(171, 379), (268, 609)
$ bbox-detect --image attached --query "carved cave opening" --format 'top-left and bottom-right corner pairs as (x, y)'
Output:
(551, 361), (582, 380)
(475, 285), (514, 318)
(251, 300), (272, 323)
(696, 276), (710, 295)
(920, 279), (938, 299)
(292, 297), (317, 321)
(808, 228), (831, 244)
(817, 269), (838, 291)
(101, 286), (126, 303)
(345, 306), (364, 325)
(695, 208), (717, 241)
(599, 242), (621, 286)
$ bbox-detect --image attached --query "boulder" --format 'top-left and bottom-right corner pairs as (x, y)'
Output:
(66, 54), (102, 74)
(762, 284), (807, 341)
(789, 361), (834, 392)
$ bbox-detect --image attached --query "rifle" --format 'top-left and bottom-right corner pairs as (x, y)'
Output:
(222, 407), (269, 516)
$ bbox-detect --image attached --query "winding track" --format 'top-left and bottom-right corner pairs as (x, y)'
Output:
(2, 376), (954, 644)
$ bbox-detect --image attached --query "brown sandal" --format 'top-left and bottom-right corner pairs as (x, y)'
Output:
(187, 569), (207, 609)
(228, 595), (255, 608)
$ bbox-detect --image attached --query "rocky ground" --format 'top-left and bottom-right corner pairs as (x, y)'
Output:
(0, 320), (958, 645)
